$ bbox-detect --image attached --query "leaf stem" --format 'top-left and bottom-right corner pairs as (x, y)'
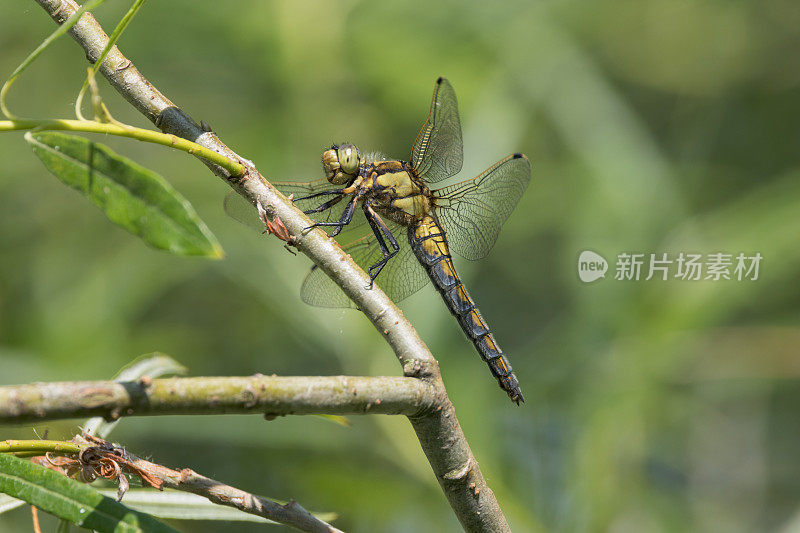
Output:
(0, 440), (83, 455)
(0, 119), (243, 176)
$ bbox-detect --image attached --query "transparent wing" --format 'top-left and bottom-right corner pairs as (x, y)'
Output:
(410, 77), (463, 183)
(223, 179), (367, 235)
(223, 191), (263, 231)
(301, 221), (430, 308)
(433, 153), (531, 261)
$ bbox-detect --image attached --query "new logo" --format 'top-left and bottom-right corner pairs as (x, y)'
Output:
(578, 250), (608, 283)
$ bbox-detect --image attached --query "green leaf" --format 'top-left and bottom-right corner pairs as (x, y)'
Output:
(314, 414), (351, 427)
(0, 492), (25, 515)
(25, 131), (224, 258)
(110, 353), (189, 383)
(0, 454), (177, 532)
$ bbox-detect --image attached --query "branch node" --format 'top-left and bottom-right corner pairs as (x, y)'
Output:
(242, 386), (257, 408)
(115, 58), (132, 71)
(403, 359), (423, 377)
(179, 467), (194, 483)
(443, 459), (472, 482)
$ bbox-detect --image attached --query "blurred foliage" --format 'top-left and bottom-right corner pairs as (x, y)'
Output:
(1, 0), (799, 531)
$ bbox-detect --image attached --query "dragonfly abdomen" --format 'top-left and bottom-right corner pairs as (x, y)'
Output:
(410, 216), (524, 404)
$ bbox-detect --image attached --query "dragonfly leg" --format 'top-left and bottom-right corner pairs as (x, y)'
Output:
(307, 195), (357, 236)
(363, 203), (399, 288)
(303, 194), (344, 215)
(293, 188), (348, 202)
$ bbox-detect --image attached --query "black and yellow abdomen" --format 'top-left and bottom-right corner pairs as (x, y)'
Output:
(409, 215), (524, 404)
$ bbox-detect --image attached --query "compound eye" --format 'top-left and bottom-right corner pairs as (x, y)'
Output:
(337, 144), (359, 175)
(321, 149), (339, 181)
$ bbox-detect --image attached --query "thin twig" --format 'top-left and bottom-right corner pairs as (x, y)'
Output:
(0, 376), (436, 424)
(28, 2), (513, 531)
(17, 435), (342, 533)
(31, 505), (42, 533)
(0, 440), (82, 455)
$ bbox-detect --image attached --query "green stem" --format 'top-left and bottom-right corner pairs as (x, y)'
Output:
(0, 0), (108, 120)
(0, 118), (244, 176)
(75, 0), (147, 120)
(0, 440), (83, 455)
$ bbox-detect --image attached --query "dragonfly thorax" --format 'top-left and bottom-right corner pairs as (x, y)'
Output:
(362, 160), (433, 226)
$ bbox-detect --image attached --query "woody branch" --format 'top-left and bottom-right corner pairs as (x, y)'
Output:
(0, 376), (436, 424)
(27, 1), (513, 531)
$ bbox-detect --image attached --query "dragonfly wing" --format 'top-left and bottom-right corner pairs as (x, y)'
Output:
(433, 153), (531, 260)
(300, 221), (430, 308)
(300, 259), (358, 309)
(411, 77), (463, 183)
(223, 190), (262, 231)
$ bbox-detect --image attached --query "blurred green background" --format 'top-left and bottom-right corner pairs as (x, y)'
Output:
(2, 1), (800, 531)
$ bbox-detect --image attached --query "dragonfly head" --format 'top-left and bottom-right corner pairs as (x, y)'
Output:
(322, 143), (361, 185)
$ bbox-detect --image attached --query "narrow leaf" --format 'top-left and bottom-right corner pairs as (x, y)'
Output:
(95, 489), (338, 524)
(0, 493), (25, 515)
(0, 0), (108, 118)
(0, 454), (177, 532)
(111, 353), (189, 383)
(314, 414), (351, 427)
(25, 131), (223, 258)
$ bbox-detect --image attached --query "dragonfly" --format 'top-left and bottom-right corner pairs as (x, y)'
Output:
(226, 77), (531, 404)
